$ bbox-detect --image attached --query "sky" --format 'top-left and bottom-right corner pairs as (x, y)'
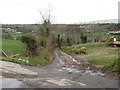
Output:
(0, 0), (119, 24)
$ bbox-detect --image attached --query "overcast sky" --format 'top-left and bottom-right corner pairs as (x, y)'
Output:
(0, 0), (119, 24)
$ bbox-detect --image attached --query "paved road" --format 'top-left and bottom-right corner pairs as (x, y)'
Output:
(0, 50), (118, 88)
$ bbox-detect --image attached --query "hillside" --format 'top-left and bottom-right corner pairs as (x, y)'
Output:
(79, 19), (118, 24)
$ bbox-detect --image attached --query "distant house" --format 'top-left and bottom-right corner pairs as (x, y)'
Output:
(109, 30), (120, 35)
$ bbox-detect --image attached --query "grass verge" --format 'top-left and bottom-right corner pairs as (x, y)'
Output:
(1, 39), (53, 66)
(62, 42), (119, 72)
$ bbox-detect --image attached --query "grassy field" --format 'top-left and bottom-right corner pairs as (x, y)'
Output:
(1, 39), (53, 65)
(2, 33), (22, 38)
(61, 31), (120, 45)
(62, 42), (119, 72)
(2, 32), (33, 39)
(1, 39), (26, 55)
(68, 31), (108, 42)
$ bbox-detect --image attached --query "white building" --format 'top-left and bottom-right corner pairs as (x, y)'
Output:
(109, 30), (120, 34)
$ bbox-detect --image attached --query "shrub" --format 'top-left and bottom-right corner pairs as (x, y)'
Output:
(80, 33), (87, 43)
(66, 37), (72, 46)
(62, 46), (87, 55)
(75, 49), (87, 54)
(21, 35), (39, 57)
(56, 34), (63, 48)
(66, 46), (72, 50)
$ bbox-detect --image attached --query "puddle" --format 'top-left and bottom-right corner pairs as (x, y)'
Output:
(62, 67), (81, 73)
(62, 66), (105, 76)
(1, 78), (24, 88)
(61, 52), (81, 65)
(83, 67), (105, 76)
(85, 70), (105, 76)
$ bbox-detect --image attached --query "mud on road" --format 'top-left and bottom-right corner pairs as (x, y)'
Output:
(0, 49), (119, 88)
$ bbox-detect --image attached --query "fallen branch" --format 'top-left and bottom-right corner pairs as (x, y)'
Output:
(1, 51), (9, 57)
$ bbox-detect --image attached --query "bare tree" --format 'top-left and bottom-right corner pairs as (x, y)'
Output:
(39, 5), (55, 24)
(36, 5), (55, 52)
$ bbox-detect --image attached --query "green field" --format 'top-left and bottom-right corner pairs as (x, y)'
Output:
(61, 31), (120, 45)
(1, 39), (26, 55)
(2, 33), (22, 38)
(67, 31), (108, 42)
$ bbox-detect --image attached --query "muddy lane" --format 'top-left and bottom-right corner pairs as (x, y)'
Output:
(1, 49), (118, 88)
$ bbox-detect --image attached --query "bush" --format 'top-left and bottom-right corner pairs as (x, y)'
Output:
(21, 35), (39, 57)
(80, 33), (87, 43)
(66, 37), (72, 46)
(66, 46), (72, 50)
(75, 48), (87, 54)
(56, 34), (63, 48)
(62, 46), (87, 54)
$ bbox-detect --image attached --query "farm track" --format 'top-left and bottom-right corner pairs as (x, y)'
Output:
(0, 49), (118, 88)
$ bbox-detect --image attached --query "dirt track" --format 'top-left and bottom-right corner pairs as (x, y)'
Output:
(0, 49), (119, 88)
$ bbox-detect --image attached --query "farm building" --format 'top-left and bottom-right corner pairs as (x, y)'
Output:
(109, 30), (120, 35)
